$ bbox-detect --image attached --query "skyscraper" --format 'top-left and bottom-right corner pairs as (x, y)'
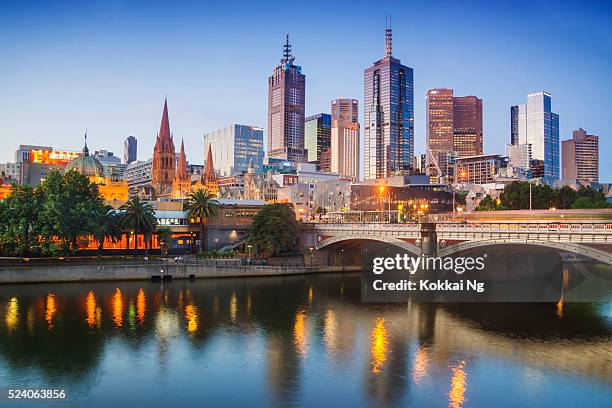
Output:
(124, 135), (137, 164)
(304, 113), (331, 171)
(151, 98), (176, 195)
(267, 34), (306, 163)
(510, 92), (560, 179)
(203, 125), (264, 176)
(562, 128), (599, 183)
(331, 98), (360, 181)
(364, 18), (414, 179)
(453, 96), (483, 157)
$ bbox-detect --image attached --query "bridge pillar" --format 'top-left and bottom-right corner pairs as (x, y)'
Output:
(420, 222), (438, 257)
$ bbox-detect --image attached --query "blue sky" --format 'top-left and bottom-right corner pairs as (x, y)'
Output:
(1, 0), (610, 179)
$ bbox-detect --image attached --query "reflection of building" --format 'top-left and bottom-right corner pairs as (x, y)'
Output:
(510, 92), (559, 179)
(304, 113), (331, 171)
(151, 99), (176, 196)
(268, 34), (307, 163)
(562, 128), (599, 183)
(123, 135), (137, 164)
(364, 22), (413, 179)
(203, 124), (264, 176)
(331, 98), (360, 181)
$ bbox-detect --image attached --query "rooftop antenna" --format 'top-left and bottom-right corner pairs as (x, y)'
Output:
(385, 12), (393, 57)
(282, 33), (295, 64)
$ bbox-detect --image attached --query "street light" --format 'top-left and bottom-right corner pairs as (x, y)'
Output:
(247, 244), (253, 265)
(308, 247), (314, 266)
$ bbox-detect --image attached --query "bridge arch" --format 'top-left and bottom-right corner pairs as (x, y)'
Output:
(317, 235), (421, 255)
(438, 239), (612, 266)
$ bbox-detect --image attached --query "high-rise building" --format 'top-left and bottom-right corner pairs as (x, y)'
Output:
(453, 96), (483, 157)
(364, 19), (414, 179)
(203, 124), (264, 176)
(454, 154), (506, 185)
(124, 136), (137, 164)
(562, 128), (599, 183)
(267, 34), (306, 163)
(331, 98), (360, 181)
(506, 143), (532, 178)
(304, 113), (331, 171)
(510, 92), (559, 179)
(151, 98), (176, 195)
(426, 89), (483, 179)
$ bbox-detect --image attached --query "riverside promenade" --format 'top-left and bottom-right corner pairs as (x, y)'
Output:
(0, 259), (359, 284)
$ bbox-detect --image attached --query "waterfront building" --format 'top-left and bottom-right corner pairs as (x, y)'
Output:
(364, 20), (413, 179)
(151, 98), (176, 196)
(562, 128), (599, 183)
(453, 96), (483, 157)
(267, 34), (307, 163)
(331, 98), (360, 181)
(123, 135), (137, 164)
(19, 147), (81, 186)
(510, 92), (559, 179)
(243, 160), (279, 202)
(304, 113), (331, 171)
(453, 154), (507, 185)
(203, 124), (264, 176)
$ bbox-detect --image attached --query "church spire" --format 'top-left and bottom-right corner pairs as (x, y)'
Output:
(159, 97), (171, 141)
(203, 143), (217, 184)
(176, 139), (187, 179)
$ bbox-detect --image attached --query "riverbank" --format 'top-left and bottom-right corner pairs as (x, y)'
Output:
(0, 262), (360, 284)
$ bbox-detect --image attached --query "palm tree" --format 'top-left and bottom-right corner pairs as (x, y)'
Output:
(119, 196), (157, 257)
(93, 206), (123, 257)
(185, 189), (219, 252)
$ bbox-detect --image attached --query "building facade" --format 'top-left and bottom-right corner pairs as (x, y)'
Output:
(510, 92), (559, 179)
(203, 124), (264, 177)
(331, 98), (360, 181)
(364, 22), (414, 179)
(124, 136), (137, 164)
(304, 113), (331, 170)
(562, 128), (599, 183)
(267, 34), (306, 163)
(453, 96), (483, 157)
(124, 158), (153, 192)
(453, 154), (506, 185)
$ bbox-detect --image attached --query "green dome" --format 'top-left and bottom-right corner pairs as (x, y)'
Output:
(64, 139), (104, 177)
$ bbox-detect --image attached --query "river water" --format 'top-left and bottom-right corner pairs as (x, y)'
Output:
(0, 273), (611, 407)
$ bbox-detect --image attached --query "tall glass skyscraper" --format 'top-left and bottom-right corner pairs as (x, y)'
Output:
(364, 20), (414, 179)
(304, 113), (331, 170)
(203, 124), (264, 176)
(511, 92), (559, 179)
(123, 135), (137, 164)
(267, 34), (306, 163)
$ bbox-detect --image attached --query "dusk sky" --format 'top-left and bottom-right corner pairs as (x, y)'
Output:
(1, 0), (610, 179)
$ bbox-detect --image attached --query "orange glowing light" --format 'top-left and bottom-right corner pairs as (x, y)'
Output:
(112, 288), (123, 328)
(412, 346), (429, 384)
(294, 309), (308, 358)
(6, 297), (18, 330)
(229, 293), (238, 323)
(30, 149), (81, 165)
(185, 304), (199, 333)
(307, 286), (313, 304)
(86, 291), (96, 328)
(136, 288), (146, 325)
(449, 361), (467, 408)
(370, 317), (388, 374)
(323, 309), (338, 356)
(45, 293), (56, 329)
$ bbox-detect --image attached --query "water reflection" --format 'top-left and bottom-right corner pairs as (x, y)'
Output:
(449, 361), (467, 408)
(370, 317), (388, 374)
(0, 273), (609, 407)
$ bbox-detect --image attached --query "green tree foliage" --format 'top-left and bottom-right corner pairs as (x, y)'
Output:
(248, 204), (298, 257)
(0, 184), (42, 256)
(92, 206), (123, 256)
(184, 189), (219, 251)
(119, 196), (157, 256)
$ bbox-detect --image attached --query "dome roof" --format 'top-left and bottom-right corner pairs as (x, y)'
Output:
(64, 135), (104, 177)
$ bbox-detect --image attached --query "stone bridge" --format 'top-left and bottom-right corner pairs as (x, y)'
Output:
(306, 221), (612, 266)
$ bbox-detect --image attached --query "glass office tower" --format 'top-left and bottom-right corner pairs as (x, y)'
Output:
(203, 124), (264, 176)
(510, 92), (559, 179)
(364, 22), (414, 179)
(304, 113), (331, 171)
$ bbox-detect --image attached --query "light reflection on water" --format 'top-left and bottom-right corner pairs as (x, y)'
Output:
(0, 273), (610, 407)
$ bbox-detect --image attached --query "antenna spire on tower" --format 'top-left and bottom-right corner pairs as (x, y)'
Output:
(385, 12), (393, 57)
(282, 33), (295, 64)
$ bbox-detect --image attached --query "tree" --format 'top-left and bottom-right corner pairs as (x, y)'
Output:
(185, 189), (219, 251)
(156, 227), (173, 257)
(0, 184), (42, 256)
(92, 206), (123, 257)
(554, 186), (577, 209)
(476, 195), (498, 211)
(119, 196), (157, 256)
(247, 204), (298, 257)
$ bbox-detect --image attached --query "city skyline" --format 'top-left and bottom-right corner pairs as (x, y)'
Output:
(1, 1), (610, 179)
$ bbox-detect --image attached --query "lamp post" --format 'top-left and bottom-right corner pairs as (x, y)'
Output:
(247, 244), (252, 265)
(308, 247), (314, 266)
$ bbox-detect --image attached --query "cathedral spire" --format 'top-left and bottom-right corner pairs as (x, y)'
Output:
(203, 143), (217, 184)
(159, 97), (171, 141)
